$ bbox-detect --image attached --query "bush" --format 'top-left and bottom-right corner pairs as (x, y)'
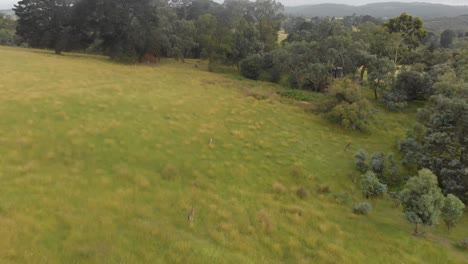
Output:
(240, 55), (263, 80)
(370, 152), (385, 176)
(326, 100), (373, 130)
(353, 202), (373, 215)
(296, 186), (309, 200)
(457, 238), (468, 250)
(382, 89), (408, 110)
(395, 71), (433, 101)
(441, 194), (465, 231)
(325, 79), (373, 131)
(355, 149), (368, 173)
(360, 171), (387, 199)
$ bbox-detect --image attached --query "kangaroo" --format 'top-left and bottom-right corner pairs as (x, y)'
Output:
(188, 207), (195, 222)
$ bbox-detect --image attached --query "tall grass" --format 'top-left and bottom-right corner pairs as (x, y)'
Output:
(0, 46), (465, 263)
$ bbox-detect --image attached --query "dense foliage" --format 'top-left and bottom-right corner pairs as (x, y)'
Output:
(14, 0), (284, 63)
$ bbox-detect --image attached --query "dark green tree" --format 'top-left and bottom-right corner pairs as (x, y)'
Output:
(14, 0), (76, 54)
(440, 29), (456, 49)
(394, 71), (433, 101)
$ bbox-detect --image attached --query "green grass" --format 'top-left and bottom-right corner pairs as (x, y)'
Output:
(0, 46), (466, 263)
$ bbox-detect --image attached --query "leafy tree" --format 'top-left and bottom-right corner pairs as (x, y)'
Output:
(360, 171), (387, 200)
(196, 13), (219, 67)
(89, 0), (166, 61)
(399, 169), (444, 235)
(326, 79), (373, 130)
(368, 57), (396, 100)
(272, 41), (320, 89)
(185, 0), (222, 20)
(169, 19), (198, 62)
(394, 71), (433, 101)
(441, 194), (465, 231)
(228, 16), (261, 71)
(252, 0), (284, 52)
(440, 29), (456, 49)
(383, 13), (427, 52)
(240, 55), (263, 80)
(414, 94), (468, 202)
(14, 0), (76, 54)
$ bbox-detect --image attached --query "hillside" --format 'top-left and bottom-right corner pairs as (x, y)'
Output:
(0, 46), (466, 263)
(285, 2), (468, 18)
(425, 15), (468, 33)
(0, 9), (14, 16)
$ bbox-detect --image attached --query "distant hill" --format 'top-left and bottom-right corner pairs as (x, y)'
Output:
(0, 9), (16, 20)
(285, 2), (468, 18)
(0, 9), (14, 16)
(424, 15), (468, 34)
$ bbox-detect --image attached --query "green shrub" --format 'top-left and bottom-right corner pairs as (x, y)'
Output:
(456, 238), (468, 250)
(325, 79), (373, 131)
(353, 202), (372, 215)
(395, 71), (433, 101)
(296, 186), (309, 200)
(240, 55), (263, 80)
(360, 171), (387, 199)
(278, 89), (321, 102)
(355, 149), (368, 173)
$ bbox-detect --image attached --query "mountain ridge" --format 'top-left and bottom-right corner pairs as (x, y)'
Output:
(285, 2), (468, 18)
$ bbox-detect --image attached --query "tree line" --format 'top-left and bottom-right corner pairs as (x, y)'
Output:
(13, 0), (284, 66)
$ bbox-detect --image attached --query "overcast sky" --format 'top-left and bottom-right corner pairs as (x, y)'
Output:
(1, 0), (467, 9)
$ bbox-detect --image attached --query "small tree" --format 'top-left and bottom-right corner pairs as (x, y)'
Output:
(441, 194), (465, 231)
(399, 169), (444, 235)
(355, 149), (368, 173)
(240, 55), (263, 80)
(326, 79), (374, 131)
(394, 71), (433, 101)
(440, 29), (456, 48)
(360, 171), (387, 199)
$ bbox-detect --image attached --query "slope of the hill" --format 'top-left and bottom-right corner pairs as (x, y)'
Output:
(285, 2), (468, 18)
(425, 15), (468, 33)
(0, 46), (466, 263)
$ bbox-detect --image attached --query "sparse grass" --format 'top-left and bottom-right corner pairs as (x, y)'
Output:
(0, 46), (466, 263)
(278, 31), (288, 44)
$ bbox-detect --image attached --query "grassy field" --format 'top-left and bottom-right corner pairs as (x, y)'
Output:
(0, 46), (466, 263)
